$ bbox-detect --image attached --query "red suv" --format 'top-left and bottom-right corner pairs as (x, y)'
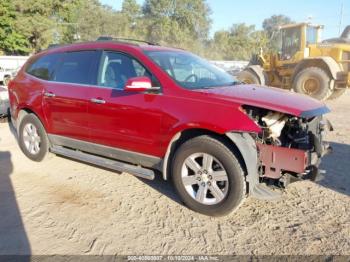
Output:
(8, 39), (332, 216)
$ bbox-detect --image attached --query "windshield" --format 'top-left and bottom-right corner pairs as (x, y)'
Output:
(144, 50), (237, 89)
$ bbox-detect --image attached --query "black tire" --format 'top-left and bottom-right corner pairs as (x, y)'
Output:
(237, 70), (260, 85)
(18, 114), (50, 162)
(328, 88), (347, 100)
(293, 67), (333, 100)
(171, 135), (246, 216)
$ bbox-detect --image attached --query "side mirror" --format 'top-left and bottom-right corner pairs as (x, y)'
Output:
(124, 76), (159, 92)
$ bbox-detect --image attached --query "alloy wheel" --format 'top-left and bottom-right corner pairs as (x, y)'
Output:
(181, 153), (229, 205)
(23, 123), (41, 155)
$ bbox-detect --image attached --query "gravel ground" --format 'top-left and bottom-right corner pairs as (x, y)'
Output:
(0, 92), (349, 255)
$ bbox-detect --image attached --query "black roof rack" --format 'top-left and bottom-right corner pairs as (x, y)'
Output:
(47, 44), (61, 49)
(96, 36), (159, 46)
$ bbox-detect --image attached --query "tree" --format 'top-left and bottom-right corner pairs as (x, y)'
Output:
(72, 0), (143, 41)
(0, 0), (28, 54)
(119, 0), (146, 39)
(73, 0), (114, 41)
(210, 23), (269, 60)
(54, 0), (83, 44)
(142, 0), (211, 49)
(1, 0), (289, 61)
(263, 15), (293, 51)
(12, 0), (82, 52)
(122, 0), (142, 19)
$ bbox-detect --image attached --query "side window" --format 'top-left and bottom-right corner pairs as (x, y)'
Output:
(54, 51), (97, 85)
(97, 52), (153, 90)
(306, 26), (318, 45)
(26, 53), (61, 80)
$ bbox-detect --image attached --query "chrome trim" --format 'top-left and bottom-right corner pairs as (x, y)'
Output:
(48, 134), (162, 170)
(51, 145), (155, 180)
(25, 72), (162, 92)
(90, 98), (106, 104)
(44, 92), (56, 97)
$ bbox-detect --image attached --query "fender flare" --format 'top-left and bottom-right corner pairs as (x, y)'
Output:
(162, 132), (181, 180)
(16, 108), (47, 133)
(293, 57), (342, 81)
(225, 132), (259, 189)
(246, 65), (266, 85)
(16, 109), (30, 132)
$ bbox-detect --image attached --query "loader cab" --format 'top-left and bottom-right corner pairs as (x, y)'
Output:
(278, 23), (323, 61)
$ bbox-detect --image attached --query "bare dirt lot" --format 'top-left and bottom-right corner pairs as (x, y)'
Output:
(0, 93), (349, 255)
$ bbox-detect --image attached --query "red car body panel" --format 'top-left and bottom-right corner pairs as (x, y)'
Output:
(8, 41), (329, 159)
(9, 70), (47, 127)
(42, 80), (90, 141)
(197, 84), (327, 117)
(87, 87), (163, 156)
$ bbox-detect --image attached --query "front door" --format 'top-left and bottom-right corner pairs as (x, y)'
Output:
(87, 51), (163, 157)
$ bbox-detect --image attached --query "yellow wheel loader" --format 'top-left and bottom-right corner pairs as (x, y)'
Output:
(237, 23), (350, 100)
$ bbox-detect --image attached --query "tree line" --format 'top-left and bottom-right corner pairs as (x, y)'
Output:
(0, 0), (293, 60)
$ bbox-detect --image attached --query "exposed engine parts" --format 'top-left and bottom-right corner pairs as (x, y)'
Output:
(242, 105), (332, 185)
(261, 112), (287, 141)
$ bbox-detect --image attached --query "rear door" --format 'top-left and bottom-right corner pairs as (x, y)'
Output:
(87, 51), (163, 157)
(42, 50), (99, 141)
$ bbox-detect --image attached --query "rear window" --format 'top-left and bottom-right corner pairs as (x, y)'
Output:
(26, 53), (61, 80)
(53, 51), (97, 85)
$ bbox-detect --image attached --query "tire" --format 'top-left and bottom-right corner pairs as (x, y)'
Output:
(293, 67), (333, 100)
(18, 114), (50, 162)
(3, 76), (11, 86)
(237, 70), (260, 85)
(171, 135), (246, 216)
(328, 88), (347, 100)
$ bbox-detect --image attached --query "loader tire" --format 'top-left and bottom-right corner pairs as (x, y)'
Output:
(237, 70), (260, 85)
(293, 67), (333, 100)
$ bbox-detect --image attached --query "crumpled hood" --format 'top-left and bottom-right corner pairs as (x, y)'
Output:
(197, 84), (330, 118)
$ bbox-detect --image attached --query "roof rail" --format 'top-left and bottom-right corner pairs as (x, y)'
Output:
(47, 44), (61, 49)
(96, 36), (159, 46)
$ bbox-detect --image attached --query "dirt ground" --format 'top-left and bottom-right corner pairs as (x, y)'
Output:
(0, 92), (349, 256)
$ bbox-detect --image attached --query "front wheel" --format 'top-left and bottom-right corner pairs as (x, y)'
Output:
(172, 136), (246, 216)
(18, 114), (50, 162)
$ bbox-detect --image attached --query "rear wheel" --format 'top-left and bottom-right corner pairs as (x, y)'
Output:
(18, 114), (50, 162)
(172, 135), (246, 216)
(328, 88), (347, 100)
(293, 67), (333, 100)
(237, 70), (260, 85)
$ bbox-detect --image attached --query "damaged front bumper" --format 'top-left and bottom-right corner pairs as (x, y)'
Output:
(256, 116), (333, 183)
(226, 110), (333, 200)
(256, 141), (332, 181)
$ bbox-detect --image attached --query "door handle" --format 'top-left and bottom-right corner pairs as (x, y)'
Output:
(90, 98), (106, 104)
(44, 92), (56, 98)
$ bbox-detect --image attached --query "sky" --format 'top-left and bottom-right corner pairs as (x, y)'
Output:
(99, 0), (350, 39)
